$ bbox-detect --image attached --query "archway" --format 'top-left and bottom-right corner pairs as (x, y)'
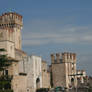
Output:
(71, 78), (74, 82)
(71, 78), (74, 86)
(36, 78), (40, 89)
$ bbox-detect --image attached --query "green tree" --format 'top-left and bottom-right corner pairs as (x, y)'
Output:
(0, 48), (13, 92)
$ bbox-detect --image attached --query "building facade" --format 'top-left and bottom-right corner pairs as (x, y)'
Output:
(77, 70), (86, 84)
(42, 61), (50, 88)
(27, 55), (42, 92)
(0, 12), (43, 92)
(0, 12), (23, 58)
(51, 52), (77, 89)
(6, 55), (42, 92)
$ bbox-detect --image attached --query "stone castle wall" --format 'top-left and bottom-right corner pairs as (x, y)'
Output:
(51, 52), (77, 88)
(0, 12), (23, 52)
(52, 63), (66, 87)
(42, 61), (50, 88)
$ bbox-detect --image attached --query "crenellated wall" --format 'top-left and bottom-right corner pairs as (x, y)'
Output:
(51, 52), (76, 64)
(0, 12), (22, 28)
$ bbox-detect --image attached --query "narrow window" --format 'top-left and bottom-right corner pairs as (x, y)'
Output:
(5, 70), (8, 75)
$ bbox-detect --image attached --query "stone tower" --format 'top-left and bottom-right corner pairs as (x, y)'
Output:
(51, 52), (77, 88)
(0, 12), (23, 58)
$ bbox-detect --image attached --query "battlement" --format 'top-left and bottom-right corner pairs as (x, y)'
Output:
(0, 12), (23, 29)
(0, 12), (23, 50)
(51, 52), (76, 64)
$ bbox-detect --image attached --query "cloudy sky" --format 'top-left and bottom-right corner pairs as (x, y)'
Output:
(0, 0), (92, 75)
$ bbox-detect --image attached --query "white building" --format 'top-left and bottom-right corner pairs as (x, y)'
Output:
(17, 55), (42, 92)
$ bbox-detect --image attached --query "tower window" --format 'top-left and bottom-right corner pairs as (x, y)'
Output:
(5, 70), (8, 75)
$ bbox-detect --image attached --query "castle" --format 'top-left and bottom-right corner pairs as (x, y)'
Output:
(0, 12), (50, 92)
(0, 12), (87, 92)
(51, 52), (77, 89)
(0, 12), (23, 58)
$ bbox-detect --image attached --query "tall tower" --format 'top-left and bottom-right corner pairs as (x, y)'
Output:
(0, 12), (23, 58)
(51, 52), (77, 88)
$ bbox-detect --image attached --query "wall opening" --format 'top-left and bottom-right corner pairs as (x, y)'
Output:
(36, 78), (40, 89)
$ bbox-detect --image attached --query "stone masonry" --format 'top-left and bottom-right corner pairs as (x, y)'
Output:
(51, 52), (77, 89)
(42, 61), (50, 88)
(0, 12), (23, 58)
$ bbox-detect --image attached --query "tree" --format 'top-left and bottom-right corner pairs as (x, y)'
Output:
(0, 48), (13, 92)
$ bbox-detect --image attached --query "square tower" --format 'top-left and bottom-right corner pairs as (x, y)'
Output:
(0, 12), (23, 58)
(51, 52), (77, 89)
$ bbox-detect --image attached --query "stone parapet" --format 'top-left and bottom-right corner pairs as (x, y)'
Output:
(51, 52), (76, 64)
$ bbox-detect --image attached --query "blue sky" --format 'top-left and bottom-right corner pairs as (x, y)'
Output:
(0, 0), (92, 75)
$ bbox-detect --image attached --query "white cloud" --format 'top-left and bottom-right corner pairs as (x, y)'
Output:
(83, 35), (92, 42)
(22, 39), (49, 46)
(22, 19), (92, 46)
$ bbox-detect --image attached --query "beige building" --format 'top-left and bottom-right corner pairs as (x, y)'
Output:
(77, 70), (86, 84)
(0, 12), (27, 92)
(42, 61), (50, 88)
(0, 12), (23, 58)
(7, 61), (27, 92)
(0, 12), (43, 92)
(51, 52), (77, 89)
(6, 55), (43, 92)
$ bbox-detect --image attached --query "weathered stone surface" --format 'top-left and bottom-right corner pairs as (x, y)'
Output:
(52, 63), (66, 87)
(51, 52), (77, 89)
(42, 61), (50, 88)
(0, 12), (23, 58)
